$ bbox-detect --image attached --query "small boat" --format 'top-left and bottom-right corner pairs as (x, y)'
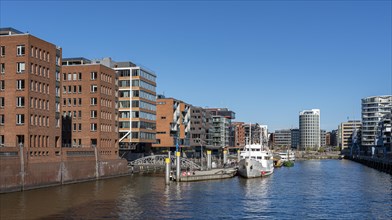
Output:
(237, 124), (274, 178)
(277, 151), (296, 162)
(238, 144), (274, 178)
(273, 155), (283, 168)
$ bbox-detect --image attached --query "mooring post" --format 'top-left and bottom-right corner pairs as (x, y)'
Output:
(168, 151), (171, 171)
(223, 149), (227, 165)
(165, 157), (170, 185)
(207, 150), (212, 170)
(176, 151), (181, 182)
(19, 143), (25, 191)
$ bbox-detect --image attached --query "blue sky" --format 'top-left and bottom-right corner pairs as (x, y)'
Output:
(1, 0), (391, 131)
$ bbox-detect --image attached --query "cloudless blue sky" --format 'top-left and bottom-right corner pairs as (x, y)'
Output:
(1, 0), (391, 131)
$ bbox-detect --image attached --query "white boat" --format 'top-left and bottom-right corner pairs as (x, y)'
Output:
(277, 151), (296, 162)
(238, 144), (274, 178)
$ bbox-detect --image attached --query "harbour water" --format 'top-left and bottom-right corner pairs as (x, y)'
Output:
(0, 160), (391, 219)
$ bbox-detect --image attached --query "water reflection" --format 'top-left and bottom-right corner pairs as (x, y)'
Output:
(0, 160), (391, 219)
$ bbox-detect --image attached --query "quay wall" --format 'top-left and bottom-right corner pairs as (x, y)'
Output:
(348, 156), (392, 175)
(0, 149), (129, 193)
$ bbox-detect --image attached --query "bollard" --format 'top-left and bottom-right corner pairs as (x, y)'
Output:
(207, 150), (212, 170)
(176, 151), (181, 182)
(237, 150), (241, 162)
(168, 151), (171, 171)
(165, 157), (170, 185)
(223, 150), (227, 165)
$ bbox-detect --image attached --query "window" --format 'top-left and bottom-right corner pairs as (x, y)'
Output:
(63, 73), (67, 81)
(0, 135), (4, 146)
(78, 72), (82, 80)
(16, 97), (25, 107)
(68, 73), (72, 81)
(91, 123), (97, 131)
(78, 98), (82, 106)
(73, 73), (77, 80)
(0, 114), (4, 125)
(16, 114), (25, 125)
(0, 46), (5, 56)
(0, 80), (4, 90)
(91, 85), (98, 93)
(91, 110), (97, 118)
(78, 85), (82, 93)
(78, 111), (82, 118)
(0, 97), (4, 108)
(1, 63), (5, 73)
(17, 45), (25, 56)
(16, 80), (25, 90)
(90, 97), (97, 105)
(91, 72), (97, 80)
(17, 62), (25, 73)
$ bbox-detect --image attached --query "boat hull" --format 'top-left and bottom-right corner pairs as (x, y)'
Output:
(238, 158), (274, 178)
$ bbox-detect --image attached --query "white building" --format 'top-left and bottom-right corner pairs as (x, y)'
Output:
(361, 95), (392, 147)
(299, 109), (320, 150)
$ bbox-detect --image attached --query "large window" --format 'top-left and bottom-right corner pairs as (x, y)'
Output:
(0, 63), (4, 73)
(90, 97), (97, 105)
(90, 110), (97, 118)
(16, 97), (25, 107)
(0, 80), (4, 90)
(90, 85), (98, 93)
(16, 114), (25, 125)
(16, 80), (25, 90)
(17, 45), (25, 56)
(90, 123), (97, 131)
(17, 62), (25, 73)
(0, 97), (4, 108)
(91, 72), (97, 80)
(0, 114), (4, 125)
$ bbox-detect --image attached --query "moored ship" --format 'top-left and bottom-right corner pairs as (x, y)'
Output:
(237, 124), (274, 178)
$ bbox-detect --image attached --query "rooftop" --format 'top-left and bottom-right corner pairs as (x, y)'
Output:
(0, 27), (24, 36)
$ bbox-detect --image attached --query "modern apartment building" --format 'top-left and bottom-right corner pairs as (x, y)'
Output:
(153, 95), (190, 152)
(291, 128), (300, 149)
(320, 129), (326, 147)
(206, 108), (235, 149)
(61, 58), (118, 160)
(189, 106), (212, 153)
(299, 109), (320, 150)
(92, 58), (157, 159)
(375, 112), (391, 152)
(274, 129), (291, 148)
(0, 28), (62, 158)
(361, 95), (392, 147)
(338, 120), (361, 150)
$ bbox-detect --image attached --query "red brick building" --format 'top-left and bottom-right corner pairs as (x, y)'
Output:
(62, 58), (119, 160)
(0, 27), (62, 158)
(153, 96), (191, 152)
